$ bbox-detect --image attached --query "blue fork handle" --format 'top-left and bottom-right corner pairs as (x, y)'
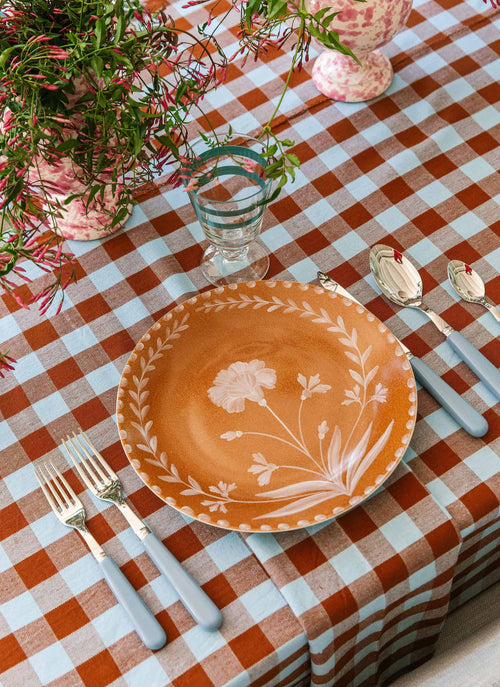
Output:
(447, 330), (500, 402)
(99, 556), (167, 650)
(410, 356), (488, 437)
(142, 532), (223, 631)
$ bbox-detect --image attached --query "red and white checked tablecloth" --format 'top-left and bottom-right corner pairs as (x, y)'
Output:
(1, 0), (499, 685)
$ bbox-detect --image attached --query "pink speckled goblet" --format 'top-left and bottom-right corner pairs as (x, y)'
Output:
(307, 0), (413, 102)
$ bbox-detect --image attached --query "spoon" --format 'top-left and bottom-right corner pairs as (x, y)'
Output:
(318, 272), (488, 437)
(369, 244), (500, 403)
(447, 260), (500, 323)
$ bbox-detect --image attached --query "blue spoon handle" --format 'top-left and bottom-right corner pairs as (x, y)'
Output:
(447, 330), (500, 402)
(410, 356), (488, 437)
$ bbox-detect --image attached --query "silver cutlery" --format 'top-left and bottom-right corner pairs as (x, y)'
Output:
(62, 431), (223, 632)
(369, 245), (500, 403)
(34, 461), (167, 650)
(448, 260), (500, 323)
(317, 272), (489, 437)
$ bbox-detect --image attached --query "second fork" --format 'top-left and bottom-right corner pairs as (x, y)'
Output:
(63, 431), (223, 632)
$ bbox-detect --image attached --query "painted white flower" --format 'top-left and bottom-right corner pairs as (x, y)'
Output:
(248, 453), (279, 486)
(208, 360), (276, 413)
(298, 373), (332, 400)
(318, 420), (329, 440)
(221, 431), (243, 441)
(371, 382), (388, 403)
(208, 481), (237, 498)
(342, 384), (361, 406)
(201, 499), (228, 513)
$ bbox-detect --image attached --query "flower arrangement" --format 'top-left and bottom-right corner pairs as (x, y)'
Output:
(0, 0), (497, 376)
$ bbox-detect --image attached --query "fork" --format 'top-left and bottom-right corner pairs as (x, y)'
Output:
(34, 461), (166, 650)
(62, 430), (223, 632)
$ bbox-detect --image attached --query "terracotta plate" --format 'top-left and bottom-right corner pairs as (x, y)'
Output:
(116, 281), (417, 532)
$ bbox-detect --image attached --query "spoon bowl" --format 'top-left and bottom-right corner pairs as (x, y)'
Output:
(369, 244), (500, 402)
(448, 260), (500, 323)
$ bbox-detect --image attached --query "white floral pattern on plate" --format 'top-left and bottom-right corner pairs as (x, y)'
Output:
(117, 281), (417, 532)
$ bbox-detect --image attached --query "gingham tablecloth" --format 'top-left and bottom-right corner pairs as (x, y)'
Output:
(1, 1), (499, 685)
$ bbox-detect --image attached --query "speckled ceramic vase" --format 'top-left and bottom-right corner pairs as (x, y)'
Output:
(307, 0), (413, 102)
(30, 157), (128, 241)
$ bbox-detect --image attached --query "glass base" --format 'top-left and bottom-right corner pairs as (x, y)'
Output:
(201, 242), (270, 286)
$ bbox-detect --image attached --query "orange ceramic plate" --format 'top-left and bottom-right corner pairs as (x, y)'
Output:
(116, 281), (417, 532)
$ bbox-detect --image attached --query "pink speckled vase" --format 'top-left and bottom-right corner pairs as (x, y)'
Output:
(30, 157), (128, 242)
(307, 0), (413, 102)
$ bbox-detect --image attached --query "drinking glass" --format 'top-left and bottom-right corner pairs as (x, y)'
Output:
(183, 132), (273, 286)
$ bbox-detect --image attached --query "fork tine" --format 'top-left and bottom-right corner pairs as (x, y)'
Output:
(34, 466), (61, 512)
(69, 433), (110, 486)
(77, 429), (119, 482)
(47, 460), (79, 505)
(62, 437), (97, 491)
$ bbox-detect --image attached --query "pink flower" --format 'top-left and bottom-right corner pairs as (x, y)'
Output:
(208, 360), (277, 413)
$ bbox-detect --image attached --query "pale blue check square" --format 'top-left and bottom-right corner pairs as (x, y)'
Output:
(450, 212), (487, 239)
(89, 262), (125, 291)
(0, 313), (21, 342)
(407, 562), (436, 593)
(61, 325), (99, 356)
(485, 247), (500, 272)
(125, 205), (148, 229)
(303, 198), (336, 225)
(388, 150), (421, 176)
(313, 628), (334, 653)
(60, 555), (102, 596)
(4, 463), (39, 501)
(13, 351), (45, 384)
(358, 593), (386, 622)
(464, 446), (500, 482)
(443, 78), (475, 102)
(31, 511), (67, 548)
(358, 619), (383, 642)
(183, 624), (225, 662)
(417, 180), (453, 207)
(330, 546), (372, 585)
(0, 544), (11, 573)
(0, 421), (17, 450)
(402, 100), (436, 125)
(162, 272), (196, 301)
(426, 407), (464, 438)
(460, 158), (496, 183)
(318, 145), (350, 169)
(360, 122), (394, 146)
(261, 224), (292, 252)
(162, 185), (190, 211)
(473, 105), (500, 131)
(404, 588), (432, 611)
(114, 298), (150, 329)
(294, 115), (327, 140)
(124, 656), (169, 687)
(344, 176), (378, 201)
(376, 206), (408, 233)
(416, 52), (448, 75)
(92, 604), (133, 647)
(29, 644), (73, 684)
(229, 112), (261, 133)
(281, 577), (320, 615)
(138, 237), (172, 264)
(286, 166), (310, 191)
(274, 89), (303, 113)
(239, 580), (286, 623)
(424, 479), (456, 511)
(32, 391), (70, 425)
(428, 9), (457, 31)
(407, 238), (441, 266)
(204, 531), (251, 572)
(398, 613), (424, 634)
(85, 362), (121, 396)
(379, 512), (422, 553)
(288, 257), (322, 283)
(116, 528), (144, 560)
(186, 219), (205, 242)
(2, 590), (42, 631)
(205, 84), (233, 108)
(245, 533), (283, 563)
(431, 125), (464, 153)
(333, 231), (369, 261)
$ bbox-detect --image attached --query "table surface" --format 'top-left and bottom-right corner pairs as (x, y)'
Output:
(1, 1), (499, 686)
